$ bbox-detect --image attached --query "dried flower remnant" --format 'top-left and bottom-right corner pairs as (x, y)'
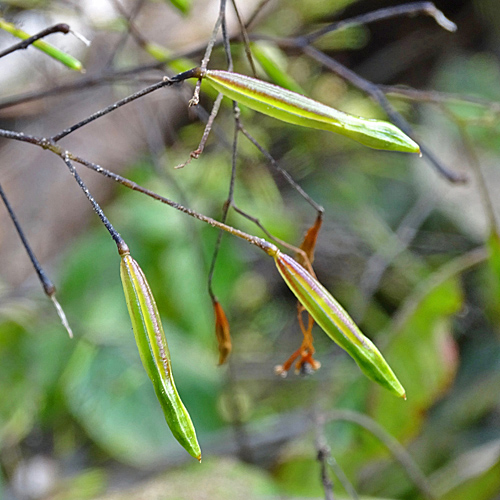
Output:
(213, 298), (232, 365)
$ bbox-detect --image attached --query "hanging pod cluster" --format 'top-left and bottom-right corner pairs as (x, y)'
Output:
(120, 251), (201, 461)
(195, 68), (420, 153)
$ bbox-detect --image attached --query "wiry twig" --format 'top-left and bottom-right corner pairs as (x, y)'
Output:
(207, 106), (239, 301)
(380, 84), (500, 111)
(301, 45), (466, 183)
(0, 23), (71, 59)
(0, 182), (73, 338)
(314, 409), (336, 500)
(328, 409), (436, 500)
(301, 1), (456, 45)
(106, 0), (147, 68)
(356, 193), (437, 321)
(0, 127), (276, 254)
(239, 125), (324, 214)
(244, 0), (273, 30)
(51, 78), (177, 141)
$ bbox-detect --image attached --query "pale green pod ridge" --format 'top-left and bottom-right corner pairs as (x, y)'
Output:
(203, 70), (419, 153)
(120, 253), (201, 460)
(274, 251), (406, 398)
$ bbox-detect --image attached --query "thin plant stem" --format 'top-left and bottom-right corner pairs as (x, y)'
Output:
(51, 78), (177, 142)
(175, 93), (224, 168)
(244, 0), (273, 30)
(106, 0), (147, 68)
(61, 155), (129, 255)
(0, 23), (71, 58)
(313, 408), (336, 500)
(207, 106), (239, 301)
(61, 150), (278, 255)
(177, 0), (233, 168)
(231, 203), (305, 258)
(301, 1), (456, 45)
(0, 182), (73, 338)
(454, 120), (499, 234)
(380, 84), (500, 111)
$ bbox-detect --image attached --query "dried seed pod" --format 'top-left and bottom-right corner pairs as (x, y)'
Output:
(120, 253), (201, 461)
(273, 250), (405, 398)
(213, 299), (232, 365)
(201, 69), (420, 153)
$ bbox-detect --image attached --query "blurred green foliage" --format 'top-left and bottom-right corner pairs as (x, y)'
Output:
(2, 0), (500, 499)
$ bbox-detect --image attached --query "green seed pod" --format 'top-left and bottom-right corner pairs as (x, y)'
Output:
(274, 251), (406, 398)
(0, 18), (84, 71)
(202, 69), (419, 153)
(120, 253), (201, 460)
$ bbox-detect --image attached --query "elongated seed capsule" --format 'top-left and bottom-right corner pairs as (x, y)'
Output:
(201, 69), (419, 153)
(273, 251), (406, 398)
(0, 18), (83, 71)
(120, 253), (201, 460)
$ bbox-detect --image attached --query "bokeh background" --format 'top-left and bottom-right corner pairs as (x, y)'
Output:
(1, 0), (500, 498)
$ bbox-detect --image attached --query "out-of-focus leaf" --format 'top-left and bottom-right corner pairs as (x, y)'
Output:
(369, 275), (462, 440)
(50, 468), (107, 500)
(0, 318), (41, 447)
(251, 42), (304, 94)
(430, 439), (500, 500)
(62, 341), (174, 466)
(203, 70), (421, 153)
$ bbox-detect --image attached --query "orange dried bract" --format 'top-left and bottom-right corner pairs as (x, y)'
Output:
(213, 299), (232, 365)
(297, 213), (323, 269)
